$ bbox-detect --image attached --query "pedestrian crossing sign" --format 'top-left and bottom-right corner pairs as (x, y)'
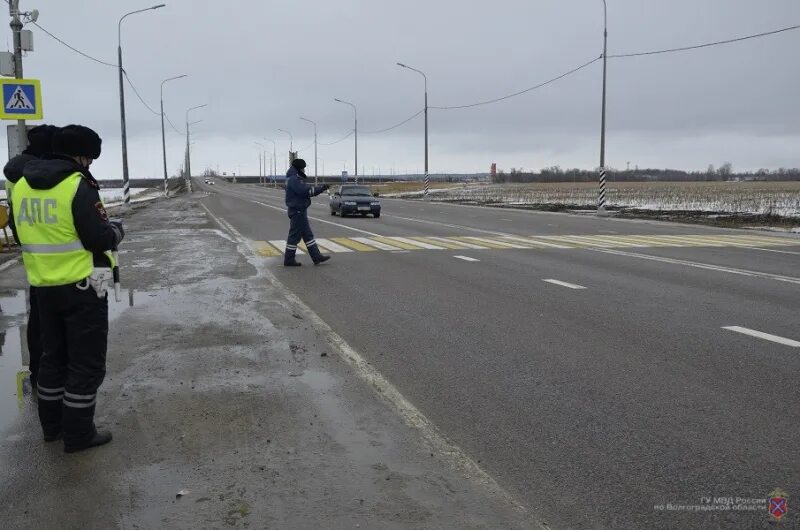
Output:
(0, 78), (42, 120)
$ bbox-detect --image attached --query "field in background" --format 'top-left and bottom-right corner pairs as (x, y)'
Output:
(378, 181), (800, 224)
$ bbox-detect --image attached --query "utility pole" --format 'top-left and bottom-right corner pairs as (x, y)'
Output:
(598, 0), (608, 215)
(160, 74), (187, 197)
(9, 0), (27, 155)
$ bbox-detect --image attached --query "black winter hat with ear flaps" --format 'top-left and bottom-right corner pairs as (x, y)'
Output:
(53, 125), (102, 159)
(292, 158), (307, 170)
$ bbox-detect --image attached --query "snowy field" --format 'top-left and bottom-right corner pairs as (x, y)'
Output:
(386, 181), (800, 218)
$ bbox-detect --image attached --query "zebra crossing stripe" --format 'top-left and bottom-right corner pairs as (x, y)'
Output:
(426, 236), (488, 249)
(314, 238), (354, 253)
(452, 237), (515, 249)
(408, 237), (470, 249)
(542, 235), (616, 248)
(331, 238), (378, 251)
(588, 235), (648, 248)
(464, 236), (530, 249)
(387, 237), (445, 250)
(370, 236), (423, 250)
(269, 240), (305, 254)
(351, 237), (404, 251)
(513, 236), (573, 249)
(252, 241), (283, 256)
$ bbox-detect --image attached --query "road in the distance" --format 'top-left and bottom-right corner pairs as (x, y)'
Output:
(199, 180), (799, 529)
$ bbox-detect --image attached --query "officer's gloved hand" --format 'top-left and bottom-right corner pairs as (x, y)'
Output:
(109, 219), (125, 246)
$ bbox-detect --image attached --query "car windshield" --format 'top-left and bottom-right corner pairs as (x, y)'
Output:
(342, 187), (372, 197)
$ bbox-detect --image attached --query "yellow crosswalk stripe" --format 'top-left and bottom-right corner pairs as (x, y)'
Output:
(331, 237), (378, 251)
(409, 237), (472, 249)
(371, 236), (427, 250)
(452, 237), (517, 249)
(251, 241), (283, 257)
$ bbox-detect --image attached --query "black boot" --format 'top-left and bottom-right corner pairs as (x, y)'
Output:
(313, 255), (331, 265)
(64, 430), (113, 453)
(284, 249), (301, 267)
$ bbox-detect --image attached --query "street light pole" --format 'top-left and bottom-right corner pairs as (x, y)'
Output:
(334, 98), (358, 182)
(263, 137), (277, 187)
(255, 141), (265, 185)
(185, 104), (207, 191)
(277, 129), (293, 170)
(300, 117), (318, 185)
(118, 4), (166, 205)
(397, 62), (429, 198)
(598, 0), (608, 214)
(160, 74), (187, 197)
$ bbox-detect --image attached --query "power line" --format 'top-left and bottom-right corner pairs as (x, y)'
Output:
(430, 56), (601, 110)
(31, 21), (117, 68)
(319, 129), (354, 146)
(609, 23), (800, 58)
(122, 70), (159, 116)
(361, 109), (424, 134)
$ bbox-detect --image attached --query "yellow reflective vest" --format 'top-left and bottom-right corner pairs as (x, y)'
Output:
(13, 172), (113, 287)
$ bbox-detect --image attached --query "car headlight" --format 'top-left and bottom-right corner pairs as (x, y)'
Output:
(344, 201), (357, 206)
(370, 202), (380, 206)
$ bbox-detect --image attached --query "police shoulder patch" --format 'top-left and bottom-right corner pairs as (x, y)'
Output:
(95, 201), (109, 222)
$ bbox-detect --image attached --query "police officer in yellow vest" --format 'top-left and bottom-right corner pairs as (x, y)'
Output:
(3, 124), (59, 390)
(10, 125), (124, 453)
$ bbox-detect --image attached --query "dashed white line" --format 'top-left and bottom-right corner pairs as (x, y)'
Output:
(722, 326), (800, 348)
(453, 255), (480, 262)
(542, 279), (587, 290)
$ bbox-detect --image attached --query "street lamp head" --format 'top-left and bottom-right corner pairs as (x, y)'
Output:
(151, 4), (166, 9)
(396, 62), (406, 68)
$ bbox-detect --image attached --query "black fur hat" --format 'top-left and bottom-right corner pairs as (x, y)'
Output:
(292, 158), (307, 170)
(25, 125), (59, 156)
(53, 125), (102, 159)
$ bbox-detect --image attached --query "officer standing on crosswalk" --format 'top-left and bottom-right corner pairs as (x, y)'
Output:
(283, 158), (330, 266)
(10, 125), (124, 453)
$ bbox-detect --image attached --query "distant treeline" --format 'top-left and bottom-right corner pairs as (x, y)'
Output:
(493, 165), (800, 183)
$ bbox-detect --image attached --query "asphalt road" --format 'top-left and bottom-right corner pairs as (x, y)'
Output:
(199, 179), (799, 529)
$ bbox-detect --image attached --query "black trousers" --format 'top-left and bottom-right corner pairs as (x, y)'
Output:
(36, 283), (108, 448)
(27, 286), (42, 389)
(286, 210), (323, 262)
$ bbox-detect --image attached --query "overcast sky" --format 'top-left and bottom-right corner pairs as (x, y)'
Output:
(4, 0), (799, 179)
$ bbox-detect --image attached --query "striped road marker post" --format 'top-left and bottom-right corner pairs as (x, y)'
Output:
(597, 167), (607, 213)
(424, 173), (430, 199)
(123, 180), (131, 205)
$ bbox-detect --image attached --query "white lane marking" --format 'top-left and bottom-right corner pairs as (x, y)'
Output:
(542, 279), (587, 290)
(454, 255), (480, 262)
(592, 248), (800, 285)
(252, 200), (383, 237)
(387, 236), (445, 250)
(314, 239), (354, 253)
(351, 237), (402, 251)
(269, 240), (305, 254)
(750, 247), (800, 256)
(722, 326), (800, 348)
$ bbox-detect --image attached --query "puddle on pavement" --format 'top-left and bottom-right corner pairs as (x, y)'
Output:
(0, 287), (162, 437)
